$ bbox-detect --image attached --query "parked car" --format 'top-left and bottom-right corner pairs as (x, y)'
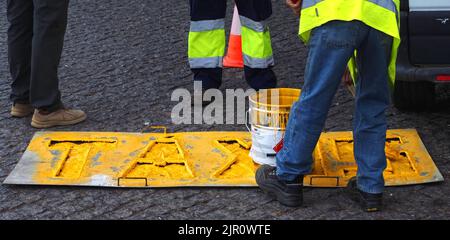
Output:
(394, 0), (450, 111)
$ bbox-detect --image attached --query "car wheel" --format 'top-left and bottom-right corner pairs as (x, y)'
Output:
(393, 80), (436, 111)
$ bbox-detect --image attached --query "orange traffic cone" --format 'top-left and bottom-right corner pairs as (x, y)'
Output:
(223, 5), (244, 68)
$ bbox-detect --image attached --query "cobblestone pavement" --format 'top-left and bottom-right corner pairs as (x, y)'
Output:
(0, 0), (449, 220)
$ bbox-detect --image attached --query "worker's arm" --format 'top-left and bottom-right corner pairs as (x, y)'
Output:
(286, 0), (302, 16)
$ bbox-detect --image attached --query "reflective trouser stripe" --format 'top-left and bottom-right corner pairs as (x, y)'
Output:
(188, 19), (225, 68)
(240, 16), (274, 68)
(189, 56), (223, 68)
(239, 16), (267, 32)
(243, 54), (274, 69)
(190, 19), (225, 32)
(302, 0), (396, 13)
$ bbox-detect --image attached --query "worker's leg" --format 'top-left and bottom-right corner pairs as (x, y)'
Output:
(353, 27), (393, 194)
(7, 0), (34, 105)
(30, 0), (68, 111)
(276, 21), (365, 181)
(188, 0), (227, 90)
(235, 0), (276, 90)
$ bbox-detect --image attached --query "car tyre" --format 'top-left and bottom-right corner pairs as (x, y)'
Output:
(393, 80), (436, 112)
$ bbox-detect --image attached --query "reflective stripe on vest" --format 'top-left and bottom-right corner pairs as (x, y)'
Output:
(302, 0), (396, 13)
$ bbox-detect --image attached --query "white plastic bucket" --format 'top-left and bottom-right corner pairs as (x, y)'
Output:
(249, 125), (284, 166)
(247, 88), (301, 166)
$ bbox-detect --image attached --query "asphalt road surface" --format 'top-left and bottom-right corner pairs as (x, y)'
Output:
(0, 0), (449, 219)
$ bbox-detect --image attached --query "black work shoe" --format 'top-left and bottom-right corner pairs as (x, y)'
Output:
(255, 165), (303, 207)
(346, 177), (383, 212)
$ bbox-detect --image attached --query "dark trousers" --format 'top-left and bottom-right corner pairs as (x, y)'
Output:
(7, 0), (69, 111)
(190, 0), (277, 90)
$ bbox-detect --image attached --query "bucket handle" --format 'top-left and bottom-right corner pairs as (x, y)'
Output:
(245, 110), (252, 133)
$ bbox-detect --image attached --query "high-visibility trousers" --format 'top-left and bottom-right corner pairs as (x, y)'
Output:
(188, 0), (277, 90)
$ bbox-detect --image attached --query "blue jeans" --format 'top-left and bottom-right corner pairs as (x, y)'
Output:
(276, 20), (392, 194)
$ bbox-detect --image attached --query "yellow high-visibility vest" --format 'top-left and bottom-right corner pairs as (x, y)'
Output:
(299, 0), (401, 87)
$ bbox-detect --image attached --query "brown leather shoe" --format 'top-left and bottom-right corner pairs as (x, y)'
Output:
(31, 108), (87, 128)
(11, 103), (34, 118)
